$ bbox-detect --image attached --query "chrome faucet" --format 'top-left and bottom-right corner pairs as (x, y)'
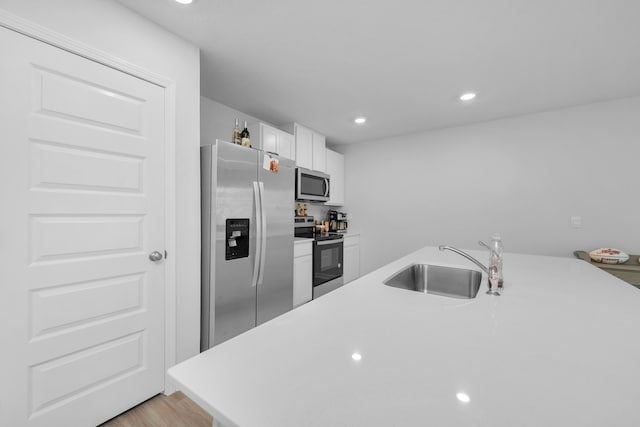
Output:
(438, 245), (489, 275)
(478, 240), (491, 251)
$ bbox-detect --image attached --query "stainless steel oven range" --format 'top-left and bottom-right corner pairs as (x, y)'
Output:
(294, 216), (344, 298)
(312, 233), (343, 298)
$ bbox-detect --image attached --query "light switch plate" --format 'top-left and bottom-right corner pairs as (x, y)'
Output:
(570, 216), (582, 228)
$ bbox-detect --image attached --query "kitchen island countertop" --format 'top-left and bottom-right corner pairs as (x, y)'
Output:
(168, 246), (640, 426)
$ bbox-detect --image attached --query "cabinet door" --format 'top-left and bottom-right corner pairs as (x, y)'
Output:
(325, 149), (344, 206)
(277, 130), (295, 161)
(312, 132), (326, 172)
(261, 124), (278, 154)
(343, 236), (360, 284)
(295, 124), (313, 169)
(343, 245), (360, 284)
(293, 255), (313, 306)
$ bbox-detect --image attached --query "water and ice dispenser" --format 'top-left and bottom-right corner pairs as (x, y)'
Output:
(225, 218), (249, 260)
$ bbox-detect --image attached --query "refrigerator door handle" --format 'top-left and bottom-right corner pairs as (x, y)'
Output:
(252, 181), (262, 287)
(257, 181), (267, 286)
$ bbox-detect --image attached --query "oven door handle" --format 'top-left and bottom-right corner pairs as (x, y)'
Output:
(316, 239), (343, 246)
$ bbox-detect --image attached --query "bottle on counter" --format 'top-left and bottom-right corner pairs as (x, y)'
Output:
(233, 118), (241, 145)
(488, 234), (504, 293)
(240, 120), (251, 147)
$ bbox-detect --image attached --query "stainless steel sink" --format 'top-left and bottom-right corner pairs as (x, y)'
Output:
(383, 264), (482, 299)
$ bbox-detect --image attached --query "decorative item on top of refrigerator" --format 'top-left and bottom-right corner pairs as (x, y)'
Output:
(240, 120), (251, 147)
(232, 118), (241, 145)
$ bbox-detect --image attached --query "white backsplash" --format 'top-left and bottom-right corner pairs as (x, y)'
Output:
(301, 202), (330, 223)
(299, 202), (352, 232)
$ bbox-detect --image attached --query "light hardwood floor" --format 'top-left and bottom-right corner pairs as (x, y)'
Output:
(99, 392), (213, 427)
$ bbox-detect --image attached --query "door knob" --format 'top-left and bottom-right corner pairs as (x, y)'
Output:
(149, 251), (163, 262)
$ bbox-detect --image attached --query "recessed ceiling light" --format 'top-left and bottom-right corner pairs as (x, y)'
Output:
(354, 117), (367, 124)
(456, 392), (471, 403)
(175, 0), (193, 4)
(459, 92), (476, 101)
(351, 353), (362, 361)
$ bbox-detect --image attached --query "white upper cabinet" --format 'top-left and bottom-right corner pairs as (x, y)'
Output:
(284, 123), (326, 172)
(293, 123), (313, 169)
(325, 148), (344, 206)
(312, 132), (326, 172)
(249, 122), (295, 161)
(278, 131), (295, 160)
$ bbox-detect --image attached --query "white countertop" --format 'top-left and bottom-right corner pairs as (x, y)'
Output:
(168, 246), (640, 426)
(294, 237), (313, 243)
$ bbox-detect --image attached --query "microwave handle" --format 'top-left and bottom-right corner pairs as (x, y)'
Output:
(323, 178), (329, 197)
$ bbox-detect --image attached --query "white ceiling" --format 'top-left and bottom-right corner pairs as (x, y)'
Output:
(116, 0), (640, 145)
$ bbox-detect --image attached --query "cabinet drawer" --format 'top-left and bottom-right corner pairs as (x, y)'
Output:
(294, 240), (313, 257)
(344, 234), (359, 247)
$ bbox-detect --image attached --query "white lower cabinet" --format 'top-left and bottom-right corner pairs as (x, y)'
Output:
(343, 234), (360, 284)
(293, 239), (313, 307)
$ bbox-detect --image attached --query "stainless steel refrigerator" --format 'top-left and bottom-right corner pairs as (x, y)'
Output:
(201, 140), (294, 349)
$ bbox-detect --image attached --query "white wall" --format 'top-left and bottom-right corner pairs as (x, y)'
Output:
(0, 0), (201, 364)
(340, 97), (640, 275)
(201, 96), (262, 146)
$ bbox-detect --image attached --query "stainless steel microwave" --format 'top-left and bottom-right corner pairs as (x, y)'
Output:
(295, 167), (330, 202)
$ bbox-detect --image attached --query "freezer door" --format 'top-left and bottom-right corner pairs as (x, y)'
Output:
(212, 141), (259, 346)
(256, 152), (295, 325)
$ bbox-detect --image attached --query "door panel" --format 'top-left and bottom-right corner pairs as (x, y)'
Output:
(256, 154), (294, 325)
(30, 332), (144, 414)
(30, 141), (144, 193)
(36, 66), (145, 133)
(30, 273), (144, 338)
(30, 214), (144, 262)
(0, 27), (165, 427)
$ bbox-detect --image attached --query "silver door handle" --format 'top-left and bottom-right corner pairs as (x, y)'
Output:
(257, 182), (267, 286)
(252, 181), (261, 287)
(149, 251), (163, 262)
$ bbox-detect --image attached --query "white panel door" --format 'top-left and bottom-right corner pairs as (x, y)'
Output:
(0, 27), (166, 427)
